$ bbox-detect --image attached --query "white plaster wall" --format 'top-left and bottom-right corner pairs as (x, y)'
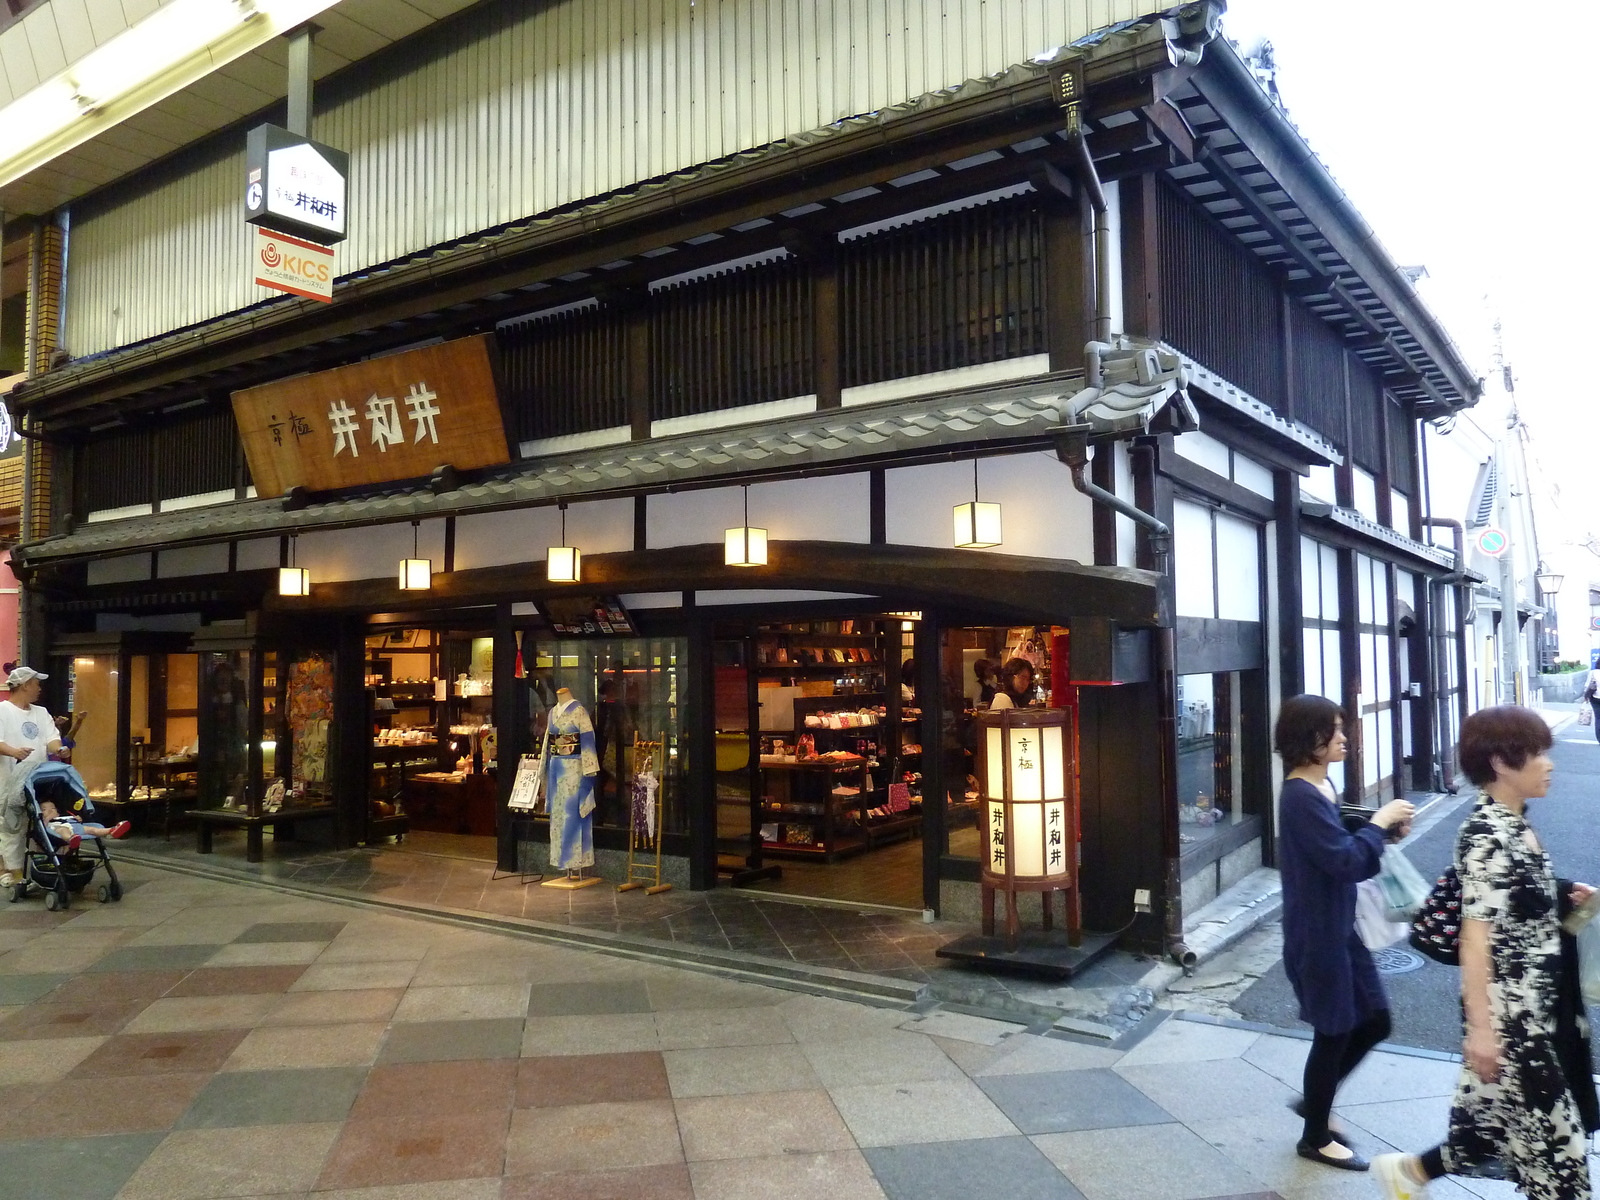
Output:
(454, 499), (633, 572)
(885, 451), (1093, 563)
(156, 544), (230, 579)
(86, 553), (152, 586)
(1173, 499), (1215, 619)
(235, 538), (282, 572)
(298, 519), (448, 584)
(646, 475), (870, 550)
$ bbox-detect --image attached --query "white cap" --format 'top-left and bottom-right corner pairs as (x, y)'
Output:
(5, 666), (47, 690)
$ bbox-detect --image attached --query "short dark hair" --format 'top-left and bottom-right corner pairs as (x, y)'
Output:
(1274, 694), (1344, 769)
(1458, 705), (1551, 786)
(1001, 658), (1033, 682)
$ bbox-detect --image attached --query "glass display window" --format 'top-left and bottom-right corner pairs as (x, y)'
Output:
(523, 634), (686, 840)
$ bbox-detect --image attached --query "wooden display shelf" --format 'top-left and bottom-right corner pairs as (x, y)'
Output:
(761, 836), (868, 859)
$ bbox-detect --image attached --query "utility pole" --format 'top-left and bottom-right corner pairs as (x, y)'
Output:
(1491, 322), (1522, 705)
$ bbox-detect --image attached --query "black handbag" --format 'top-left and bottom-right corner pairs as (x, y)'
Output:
(1409, 867), (1462, 965)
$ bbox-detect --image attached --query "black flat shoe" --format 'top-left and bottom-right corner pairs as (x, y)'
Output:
(1288, 1100), (1355, 1149)
(1296, 1140), (1369, 1172)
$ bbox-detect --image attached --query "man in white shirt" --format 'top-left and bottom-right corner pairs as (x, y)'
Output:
(0, 667), (64, 888)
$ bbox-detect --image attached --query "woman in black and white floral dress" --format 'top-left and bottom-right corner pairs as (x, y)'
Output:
(1373, 707), (1597, 1200)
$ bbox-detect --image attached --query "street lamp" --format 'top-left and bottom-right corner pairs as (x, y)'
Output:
(1536, 568), (1564, 595)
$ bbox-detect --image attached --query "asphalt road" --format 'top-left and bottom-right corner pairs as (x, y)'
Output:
(1232, 709), (1600, 1055)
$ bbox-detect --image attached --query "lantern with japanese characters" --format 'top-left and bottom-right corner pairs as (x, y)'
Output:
(976, 706), (1079, 946)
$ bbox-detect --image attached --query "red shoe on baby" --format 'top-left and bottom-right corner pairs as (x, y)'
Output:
(64, 834), (81, 854)
(109, 821), (131, 840)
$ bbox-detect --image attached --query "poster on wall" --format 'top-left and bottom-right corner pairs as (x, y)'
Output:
(536, 596), (637, 638)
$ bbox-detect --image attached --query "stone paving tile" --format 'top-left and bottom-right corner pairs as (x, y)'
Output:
(801, 1029), (967, 1088)
(291, 959), (420, 991)
(526, 979), (653, 1015)
(222, 1020), (389, 1070)
(517, 1050), (672, 1106)
(206, 939), (328, 967)
(522, 1012), (661, 1056)
(691, 1148), (889, 1199)
(164, 965), (308, 996)
(88, 943), (216, 973)
(980, 1067), (1176, 1135)
(351, 1058), (518, 1119)
(261, 986), (406, 1026)
(830, 1077), (1019, 1146)
(865, 1136), (1087, 1200)
(119, 1121), (343, 1199)
(0, 1131), (166, 1200)
(0, 1071), (208, 1139)
(177, 1064), (369, 1128)
(1033, 1123), (1268, 1200)
(70, 1028), (247, 1078)
(378, 1016), (526, 1063)
(0, 995), (150, 1040)
(121, 992), (282, 1033)
(653, 1004), (794, 1049)
(392, 982), (530, 1022)
(663, 1042), (821, 1097)
(973, 1033), (1124, 1076)
(1115, 1056), (1300, 1123)
(675, 1088), (855, 1161)
(500, 1164), (695, 1199)
(0, 972), (67, 1006)
(504, 1100), (684, 1174)
(47, 968), (186, 1004)
(233, 920), (347, 943)
(0, 1033), (105, 1083)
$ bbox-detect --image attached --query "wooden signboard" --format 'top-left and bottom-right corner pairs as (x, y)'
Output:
(231, 334), (509, 497)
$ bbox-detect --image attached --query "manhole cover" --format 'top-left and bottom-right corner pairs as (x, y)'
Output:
(1371, 947), (1426, 975)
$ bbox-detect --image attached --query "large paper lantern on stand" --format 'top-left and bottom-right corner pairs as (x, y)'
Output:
(976, 706), (1080, 951)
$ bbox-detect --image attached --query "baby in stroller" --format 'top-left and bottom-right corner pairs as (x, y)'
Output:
(37, 799), (129, 854)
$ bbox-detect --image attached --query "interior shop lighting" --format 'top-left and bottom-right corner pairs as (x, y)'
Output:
(398, 521), (432, 591)
(953, 458), (1002, 549)
(0, 0), (343, 190)
(278, 533), (310, 597)
(724, 486), (768, 567)
(547, 504), (582, 583)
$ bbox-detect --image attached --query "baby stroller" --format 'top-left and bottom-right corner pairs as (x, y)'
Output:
(10, 762), (122, 911)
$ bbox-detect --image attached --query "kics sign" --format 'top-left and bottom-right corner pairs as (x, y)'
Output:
(253, 228), (335, 303)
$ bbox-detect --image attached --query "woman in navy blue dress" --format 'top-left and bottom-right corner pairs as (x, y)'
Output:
(1275, 694), (1413, 1171)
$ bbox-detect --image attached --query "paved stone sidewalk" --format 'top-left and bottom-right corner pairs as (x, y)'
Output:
(0, 860), (1581, 1199)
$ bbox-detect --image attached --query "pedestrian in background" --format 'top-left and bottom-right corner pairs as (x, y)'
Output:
(1372, 706), (1597, 1200)
(1275, 694), (1414, 1172)
(1581, 672), (1599, 743)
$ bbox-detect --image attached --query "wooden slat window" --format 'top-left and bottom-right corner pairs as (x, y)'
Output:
(840, 195), (1046, 388)
(1387, 396), (1414, 494)
(498, 306), (630, 443)
(156, 410), (239, 501)
(1289, 302), (1345, 446)
(1348, 358), (1383, 473)
(651, 257), (812, 421)
(77, 428), (153, 514)
(1158, 183), (1284, 411)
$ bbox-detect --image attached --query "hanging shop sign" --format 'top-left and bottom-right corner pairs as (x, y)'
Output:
(252, 227), (335, 303)
(230, 334), (510, 497)
(244, 124), (349, 245)
(536, 596), (638, 638)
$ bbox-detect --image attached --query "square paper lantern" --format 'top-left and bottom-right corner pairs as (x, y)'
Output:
(277, 566), (311, 596)
(724, 525), (768, 567)
(398, 558), (432, 590)
(547, 545), (582, 583)
(953, 500), (1002, 549)
(978, 708), (1072, 883)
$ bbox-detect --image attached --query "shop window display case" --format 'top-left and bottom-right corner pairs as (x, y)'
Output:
(188, 622), (340, 862)
(51, 632), (198, 834)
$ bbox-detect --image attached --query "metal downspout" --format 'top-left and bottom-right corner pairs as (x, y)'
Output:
(1423, 516), (1468, 790)
(1067, 131), (1113, 346)
(1056, 431), (1191, 967)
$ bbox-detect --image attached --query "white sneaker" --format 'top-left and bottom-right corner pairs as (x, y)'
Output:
(1371, 1153), (1428, 1199)
(0, 871), (16, 888)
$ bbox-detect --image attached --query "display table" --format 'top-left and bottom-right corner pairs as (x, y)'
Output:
(759, 754), (871, 862)
(188, 805), (338, 863)
(403, 772), (496, 837)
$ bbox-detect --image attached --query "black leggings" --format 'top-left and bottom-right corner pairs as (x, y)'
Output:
(1301, 1009), (1392, 1145)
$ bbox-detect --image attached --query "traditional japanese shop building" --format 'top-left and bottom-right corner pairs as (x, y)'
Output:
(2, 0), (1479, 953)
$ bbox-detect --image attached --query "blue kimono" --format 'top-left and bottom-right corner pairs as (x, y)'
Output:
(544, 698), (599, 870)
(1278, 777), (1388, 1034)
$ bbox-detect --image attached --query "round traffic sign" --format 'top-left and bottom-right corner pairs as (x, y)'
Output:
(1475, 527), (1508, 557)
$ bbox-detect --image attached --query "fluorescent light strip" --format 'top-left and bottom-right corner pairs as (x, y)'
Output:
(0, 0), (342, 190)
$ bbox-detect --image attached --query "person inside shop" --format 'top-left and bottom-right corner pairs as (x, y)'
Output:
(899, 657), (917, 704)
(972, 658), (999, 705)
(0, 667), (66, 889)
(54, 710), (87, 752)
(989, 658), (1037, 710)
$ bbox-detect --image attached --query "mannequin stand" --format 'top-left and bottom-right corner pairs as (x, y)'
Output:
(542, 868), (601, 890)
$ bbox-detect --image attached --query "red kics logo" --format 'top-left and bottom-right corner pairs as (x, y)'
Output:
(261, 241), (283, 268)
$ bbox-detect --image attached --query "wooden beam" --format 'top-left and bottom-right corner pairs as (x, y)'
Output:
(1197, 138), (1328, 280)
(1141, 100), (1196, 162)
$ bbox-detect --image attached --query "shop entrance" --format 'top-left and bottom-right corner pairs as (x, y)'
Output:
(365, 624), (498, 860)
(713, 615), (924, 909)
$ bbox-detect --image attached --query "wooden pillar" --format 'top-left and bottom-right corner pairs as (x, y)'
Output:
(916, 616), (942, 913)
(1091, 441), (1116, 565)
(493, 603), (520, 873)
(1273, 469), (1305, 698)
(1337, 548), (1362, 806)
(814, 247), (842, 410)
(1120, 174), (1162, 342)
(1040, 184), (1087, 373)
(1279, 292), (1296, 422)
(1408, 572), (1435, 792)
(1375, 391), (1394, 529)
(625, 300), (651, 440)
(1336, 351), (1355, 509)
(685, 610), (716, 890)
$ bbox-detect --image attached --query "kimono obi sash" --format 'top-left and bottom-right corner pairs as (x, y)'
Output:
(550, 733), (581, 756)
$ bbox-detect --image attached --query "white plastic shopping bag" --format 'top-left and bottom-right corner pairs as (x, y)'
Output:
(1564, 893), (1600, 1004)
(1355, 878), (1409, 950)
(1375, 846), (1432, 923)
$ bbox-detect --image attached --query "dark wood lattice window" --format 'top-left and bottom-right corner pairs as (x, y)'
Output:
(498, 305), (629, 444)
(841, 195), (1046, 388)
(651, 256), (812, 422)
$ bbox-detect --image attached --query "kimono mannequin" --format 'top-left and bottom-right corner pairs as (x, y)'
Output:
(541, 687), (601, 888)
